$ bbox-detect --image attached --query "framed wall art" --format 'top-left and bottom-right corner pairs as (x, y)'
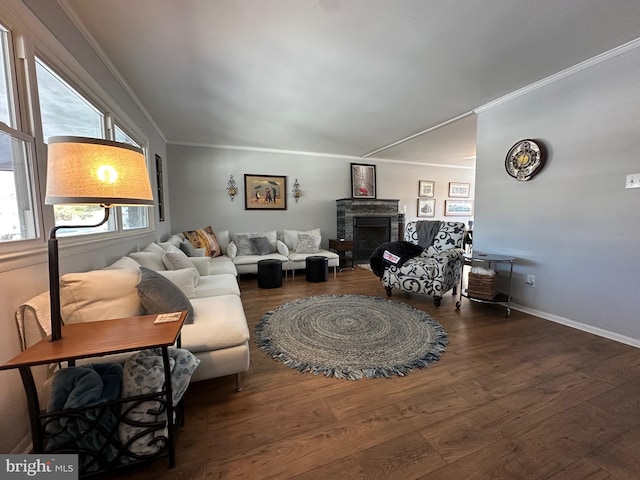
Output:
(244, 174), (287, 210)
(417, 198), (436, 217)
(418, 180), (435, 197)
(350, 163), (376, 199)
(448, 182), (470, 198)
(155, 154), (165, 221)
(445, 200), (474, 216)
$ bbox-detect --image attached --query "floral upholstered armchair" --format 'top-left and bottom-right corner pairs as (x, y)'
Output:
(380, 221), (466, 306)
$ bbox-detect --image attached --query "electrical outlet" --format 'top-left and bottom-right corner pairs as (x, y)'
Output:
(626, 173), (640, 189)
(526, 275), (535, 287)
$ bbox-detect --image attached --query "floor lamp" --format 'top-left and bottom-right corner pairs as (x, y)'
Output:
(45, 136), (154, 341)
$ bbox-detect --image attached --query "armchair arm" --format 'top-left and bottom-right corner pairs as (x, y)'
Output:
(431, 248), (464, 293)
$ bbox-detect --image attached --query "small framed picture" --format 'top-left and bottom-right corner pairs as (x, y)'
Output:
(244, 174), (287, 210)
(445, 200), (473, 216)
(417, 198), (436, 217)
(448, 182), (470, 198)
(418, 180), (435, 197)
(351, 163), (376, 199)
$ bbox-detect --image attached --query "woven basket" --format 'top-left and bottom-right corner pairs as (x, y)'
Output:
(468, 271), (498, 300)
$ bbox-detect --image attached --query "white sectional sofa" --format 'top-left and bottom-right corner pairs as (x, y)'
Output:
(207, 227), (339, 276)
(16, 237), (250, 396)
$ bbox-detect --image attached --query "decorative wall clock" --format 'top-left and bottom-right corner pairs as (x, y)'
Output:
(505, 139), (545, 181)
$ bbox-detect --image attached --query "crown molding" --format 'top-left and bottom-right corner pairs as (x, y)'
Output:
(475, 37), (640, 114)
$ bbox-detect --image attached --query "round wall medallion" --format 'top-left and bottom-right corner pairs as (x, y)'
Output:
(505, 139), (544, 181)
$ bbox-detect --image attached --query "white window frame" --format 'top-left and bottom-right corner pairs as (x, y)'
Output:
(0, 1), (154, 269)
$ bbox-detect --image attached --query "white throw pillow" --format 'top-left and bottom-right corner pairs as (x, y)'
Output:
(162, 246), (200, 284)
(60, 269), (145, 324)
(129, 251), (166, 271)
(295, 233), (321, 254)
(284, 228), (321, 250)
(227, 242), (237, 259)
(156, 269), (197, 299)
(276, 240), (289, 256)
(102, 256), (141, 271)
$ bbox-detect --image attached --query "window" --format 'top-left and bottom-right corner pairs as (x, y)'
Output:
(114, 124), (148, 230)
(35, 57), (150, 235)
(0, 23), (38, 243)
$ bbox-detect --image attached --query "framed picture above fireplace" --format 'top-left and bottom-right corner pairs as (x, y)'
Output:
(350, 163), (376, 199)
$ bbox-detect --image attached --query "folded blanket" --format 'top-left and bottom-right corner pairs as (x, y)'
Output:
(119, 347), (200, 457)
(46, 363), (123, 471)
(369, 241), (424, 278)
(416, 220), (443, 248)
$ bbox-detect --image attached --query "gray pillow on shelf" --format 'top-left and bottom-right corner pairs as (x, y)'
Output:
(136, 267), (194, 324)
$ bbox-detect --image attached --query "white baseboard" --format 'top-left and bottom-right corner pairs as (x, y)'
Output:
(510, 303), (640, 348)
(11, 433), (32, 454)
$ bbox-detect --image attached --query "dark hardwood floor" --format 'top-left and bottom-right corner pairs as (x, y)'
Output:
(102, 267), (640, 480)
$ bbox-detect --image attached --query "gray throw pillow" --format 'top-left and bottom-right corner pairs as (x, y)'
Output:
(136, 267), (194, 324)
(179, 240), (205, 257)
(234, 234), (258, 256)
(251, 236), (276, 255)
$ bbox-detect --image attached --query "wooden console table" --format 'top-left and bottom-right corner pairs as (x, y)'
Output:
(329, 238), (354, 271)
(0, 312), (187, 476)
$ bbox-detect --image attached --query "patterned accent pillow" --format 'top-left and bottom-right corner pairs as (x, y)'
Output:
(182, 226), (222, 257)
(295, 233), (321, 254)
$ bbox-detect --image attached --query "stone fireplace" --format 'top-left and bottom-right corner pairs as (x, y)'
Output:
(336, 199), (399, 263)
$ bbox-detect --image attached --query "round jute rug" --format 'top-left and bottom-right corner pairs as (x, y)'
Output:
(255, 294), (448, 380)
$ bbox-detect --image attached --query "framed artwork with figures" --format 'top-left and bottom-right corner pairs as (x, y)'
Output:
(244, 174), (287, 210)
(351, 163), (376, 199)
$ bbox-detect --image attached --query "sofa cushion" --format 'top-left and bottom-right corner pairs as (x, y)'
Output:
(195, 274), (241, 297)
(181, 295), (249, 352)
(183, 226), (222, 257)
(295, 233), (321, 254)
(137, 267), (194, 324)
(233, 230), (277, 253)
(60, 269), (145, 324)
(129, 251), (166, 271)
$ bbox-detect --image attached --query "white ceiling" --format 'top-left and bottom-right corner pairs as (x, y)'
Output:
(61, 0), (640, 166)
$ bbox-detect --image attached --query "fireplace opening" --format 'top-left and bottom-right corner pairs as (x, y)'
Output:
(353, 216), (391, 262)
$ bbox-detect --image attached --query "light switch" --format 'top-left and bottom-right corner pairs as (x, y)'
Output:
(626, 174), (640, 189)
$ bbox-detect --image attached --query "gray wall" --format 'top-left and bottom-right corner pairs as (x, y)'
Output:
(0, 1), (168, 453)
(474, 45), (640, 344)
(166, 144), (475, 247)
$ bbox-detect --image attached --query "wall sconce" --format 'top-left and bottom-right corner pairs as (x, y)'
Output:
(227, 175), (238, 201)
(292, 178), (301, 202)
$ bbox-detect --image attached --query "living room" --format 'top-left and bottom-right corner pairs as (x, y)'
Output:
(1, 0), (640, 477)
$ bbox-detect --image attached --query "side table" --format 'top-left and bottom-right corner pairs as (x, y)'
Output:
(456, 253), (515, 317)
(0, 312), (187, 476)
(328, 239), (354, 271)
